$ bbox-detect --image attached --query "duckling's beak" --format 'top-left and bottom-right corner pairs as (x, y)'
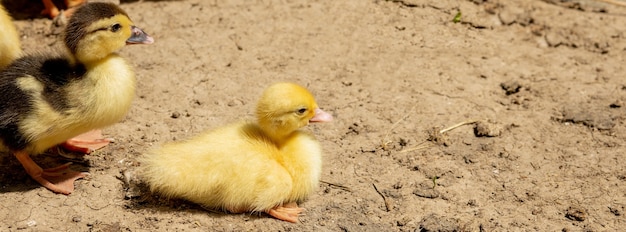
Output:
(309, 108), (333, 123)
(127, 26), (154, 45)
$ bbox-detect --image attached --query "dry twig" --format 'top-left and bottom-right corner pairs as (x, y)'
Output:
(399, 140), (433, 153)
(372, 183), (390, 212)
(381, 106), (416, 150)
(438, 119), (480, 134)
(320, 180), (352, 192)
(596, 0), (626, 7)
(400, 119), (479, 153)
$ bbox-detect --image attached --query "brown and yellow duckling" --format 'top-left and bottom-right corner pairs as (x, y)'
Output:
(0, 2), (153, 194)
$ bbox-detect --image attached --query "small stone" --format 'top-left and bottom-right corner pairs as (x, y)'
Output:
(413, 182), (440, 199)
(396, 216), (411, 226)
(467, 199), (478, 207)
(27, 220), (37, 227)
(474, 121), (501, 137)
(560, 107), (615, 130)
(419, 214), (460, 232)
(609, 206), (621, 216)
(565, 206), (587, 221)
(609, 100), (622, 108)
(500, 80), (521, 95)
(227, 100), (240, 107)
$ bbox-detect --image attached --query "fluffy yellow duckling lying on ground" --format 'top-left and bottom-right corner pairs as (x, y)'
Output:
(0, 4), (21, 70)
(141, 83), (333, 223)
(0, 2), (153, 194)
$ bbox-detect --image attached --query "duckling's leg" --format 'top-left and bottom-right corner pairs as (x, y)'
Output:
(41, 0), (60, 18)
(41, 0), (86, 19)
(65, 0), (85, 8)
(60, 130), (112, 154)
(59, 0), (86, 18)
(267, 202), (304, 223)
(14, 151), (87, 194)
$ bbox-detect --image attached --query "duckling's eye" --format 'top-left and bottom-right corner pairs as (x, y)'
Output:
(296, 108), (308, 115)
(110, 24), (122, 32)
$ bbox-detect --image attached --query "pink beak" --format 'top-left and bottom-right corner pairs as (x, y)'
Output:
(309, 108), (333, 123)
(127, 26), (154, 45)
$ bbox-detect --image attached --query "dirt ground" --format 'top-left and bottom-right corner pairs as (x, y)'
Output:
(1, 0), (625, 231)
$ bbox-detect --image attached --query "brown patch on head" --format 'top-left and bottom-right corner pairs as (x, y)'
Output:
(65, 2), (130, 54)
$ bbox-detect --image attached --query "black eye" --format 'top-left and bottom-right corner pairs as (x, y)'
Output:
(296, 108), (307, 115)
(111, 24), (122, 32)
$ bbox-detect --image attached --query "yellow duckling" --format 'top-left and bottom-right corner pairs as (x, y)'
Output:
(0, 4), (21, 69)
(141, 82), (333, 223)
(0, 2), (153, 194)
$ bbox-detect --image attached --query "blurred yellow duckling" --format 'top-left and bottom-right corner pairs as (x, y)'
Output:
(141, 82), (333, 223)
(0, 2), (153, 194)
(0, 4), (21, 69)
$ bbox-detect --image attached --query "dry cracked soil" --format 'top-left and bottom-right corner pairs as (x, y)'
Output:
(1, 0), (626, 231)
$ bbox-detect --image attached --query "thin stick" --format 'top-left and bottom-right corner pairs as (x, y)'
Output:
(438, 119), (479, 134)
(381, 105), (416, 150)
(400, 119), (479, 153)
(372, 183), (390, 212)
(320, 180), (352, 192)
(400, 141), (432, 153)
(596, 0), (626, 7)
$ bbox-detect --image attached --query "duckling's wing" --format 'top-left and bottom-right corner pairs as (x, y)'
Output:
(2, 56), (83, 111)
(0, 69), (36, 151)
(0, 56), (76, 148)
(0, 55), (98, 194)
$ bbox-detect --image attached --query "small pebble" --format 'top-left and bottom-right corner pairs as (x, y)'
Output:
(565, 205), (587, 221)
(500, 80), (521, 95)
(474, 121), (501, 137)
(27, 220), (37, 227)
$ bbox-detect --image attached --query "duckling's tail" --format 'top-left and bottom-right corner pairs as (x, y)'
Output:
(0, 4), (22, 71)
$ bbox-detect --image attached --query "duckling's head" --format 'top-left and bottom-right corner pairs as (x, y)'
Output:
(65, 2), (153, 64)
(256, 83), (333, 141)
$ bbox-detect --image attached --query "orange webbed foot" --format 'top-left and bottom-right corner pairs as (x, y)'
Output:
(61, 130), (112, 154)
(41, 0), (86, 19)
(41, 0), (60, 18)
(65, 0), (86, 8)
(267, 202), (304, 223)
(60, 0), (86, 18)
(40, 162), (88, 194)
(15, 152), (87, 194)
